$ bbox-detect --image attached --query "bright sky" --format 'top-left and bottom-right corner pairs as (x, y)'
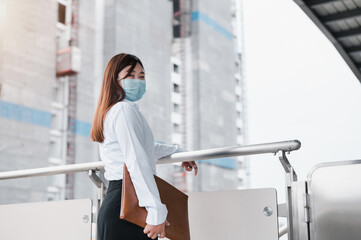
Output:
(242, 0), (361, 201)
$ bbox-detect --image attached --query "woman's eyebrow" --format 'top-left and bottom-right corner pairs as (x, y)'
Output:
(128, 70), (145, 74)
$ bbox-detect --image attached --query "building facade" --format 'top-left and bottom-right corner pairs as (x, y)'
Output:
(0, 0), (99, 204)
(170, 0), (248, 191)
(0, 0), (247, 204)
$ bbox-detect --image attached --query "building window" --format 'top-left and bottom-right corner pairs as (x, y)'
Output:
(235, 78), (239, 85)
(173, 0), (180, 13)
(173, 123), (180, 132)
(237, 127), (241, 135)
(58, 3), (66, 25)
(172, 0), (181, 38)
(236, 111), (241, 118)
(173, 83), (180, 93)
(173, 103), (180, 113)
(173, 25), (181, 38)
(236, 94), (240, 101)
(173, 64), (179, 73)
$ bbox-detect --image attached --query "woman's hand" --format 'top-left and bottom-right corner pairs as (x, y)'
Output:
(144, 220), (170, 239)
(182, 161), (198, 176)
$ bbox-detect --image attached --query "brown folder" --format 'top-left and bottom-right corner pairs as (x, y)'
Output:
(120, 164), (190, 240)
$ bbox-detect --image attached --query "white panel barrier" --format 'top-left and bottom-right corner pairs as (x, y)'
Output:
(0, 199), (92, 240)
(0, 140), (302, 240)
(188, 188), (279, 240)
(307, 160), (361, 240)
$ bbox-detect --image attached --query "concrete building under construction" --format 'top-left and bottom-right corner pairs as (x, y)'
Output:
(0, 0), (247, 204)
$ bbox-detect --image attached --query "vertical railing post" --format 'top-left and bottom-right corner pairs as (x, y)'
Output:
(278, 150), (298, 240)
(88, 169), (107, 233)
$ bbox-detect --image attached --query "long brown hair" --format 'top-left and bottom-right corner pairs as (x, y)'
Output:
(90, 53), (144, 142)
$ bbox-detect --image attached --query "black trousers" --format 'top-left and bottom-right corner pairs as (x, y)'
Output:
(97, 180), (157, 240)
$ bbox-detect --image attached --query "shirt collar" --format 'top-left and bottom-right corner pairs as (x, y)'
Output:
(122, 98), (139, 110)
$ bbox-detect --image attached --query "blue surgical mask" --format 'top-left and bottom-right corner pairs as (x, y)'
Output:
(121, 78), (146, 102)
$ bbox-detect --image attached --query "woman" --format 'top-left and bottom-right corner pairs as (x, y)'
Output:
(90, 53), (197, 240)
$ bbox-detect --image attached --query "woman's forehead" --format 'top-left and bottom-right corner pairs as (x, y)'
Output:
(123, 64), (144, 72)
(119, 64), (144, 76)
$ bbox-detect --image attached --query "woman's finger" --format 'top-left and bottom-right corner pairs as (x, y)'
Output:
(159, 230), (166, 238)
(182, 162), (192, 171)
(182, 161), (198, 175)
(185, 163), (192, 171)
(190, 161), (198, 176)
(144, 225), (150, 234)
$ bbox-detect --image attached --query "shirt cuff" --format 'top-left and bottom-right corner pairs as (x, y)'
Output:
(175, 146), (187, 153)
(145, 204), (168, 225)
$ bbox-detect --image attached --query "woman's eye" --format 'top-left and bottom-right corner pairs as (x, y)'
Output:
(140, 76), (145, 79)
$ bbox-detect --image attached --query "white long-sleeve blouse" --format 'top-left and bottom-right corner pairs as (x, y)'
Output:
(99, 99), (183, 225)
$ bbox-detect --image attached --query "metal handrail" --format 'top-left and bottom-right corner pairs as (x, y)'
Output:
(158, 139), (300, 164)
(0, 140), (301, 181)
